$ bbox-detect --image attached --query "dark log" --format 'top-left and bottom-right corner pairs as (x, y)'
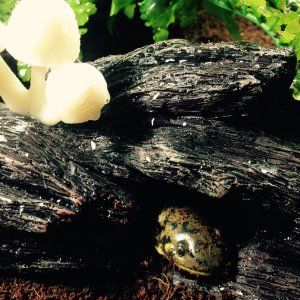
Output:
(0, 40), (299, 299)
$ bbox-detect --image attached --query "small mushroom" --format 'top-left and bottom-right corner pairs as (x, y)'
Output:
(41, 63), (110, 125)
(5, 0), (80, 69)
(0, 0), (110, 125)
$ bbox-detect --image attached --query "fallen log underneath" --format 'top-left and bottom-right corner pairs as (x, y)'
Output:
(0, 40), (299, 299)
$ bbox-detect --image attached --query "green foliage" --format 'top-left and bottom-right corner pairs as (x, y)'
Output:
(17, 61), (31, 82)
(0, 0), (17, 23)
(110, 0), (136, 19)
(110, 0), (198, 41)
(204, 0), (300, 98)
(213, 0), (300, 46)
(67, 0), (97, 35)
(139, 0), (174, 41)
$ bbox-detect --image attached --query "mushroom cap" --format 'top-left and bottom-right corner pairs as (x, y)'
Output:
(0, 22), (6, 52)
(5, 0), (80, 68)
(43, 63), (110, 125)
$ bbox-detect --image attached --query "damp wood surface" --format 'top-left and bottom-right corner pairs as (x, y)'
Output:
(0, 39), (299, 299)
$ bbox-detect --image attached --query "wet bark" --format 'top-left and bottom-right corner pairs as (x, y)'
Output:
(0, 40), (299, 298)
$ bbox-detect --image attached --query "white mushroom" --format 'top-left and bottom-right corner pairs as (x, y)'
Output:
(0, 0), (110, 125)
(40, 63), (110, 125)
(5, 0), (80, 68)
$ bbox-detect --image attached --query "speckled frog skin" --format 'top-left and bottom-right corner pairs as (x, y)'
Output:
(155, 207), (224, 276)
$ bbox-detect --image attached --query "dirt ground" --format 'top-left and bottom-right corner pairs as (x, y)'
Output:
(184, 10), (274, 47)
(0, 12), (274, 300)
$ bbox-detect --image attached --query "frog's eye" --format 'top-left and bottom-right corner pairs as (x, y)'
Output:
(176, 240), (189, 257)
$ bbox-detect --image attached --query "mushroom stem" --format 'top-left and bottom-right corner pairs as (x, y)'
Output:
(28, 66), (48, 117)
(0, 55), (28, 115)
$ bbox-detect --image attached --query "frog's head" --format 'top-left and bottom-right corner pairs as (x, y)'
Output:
(155, 207), (224, 276)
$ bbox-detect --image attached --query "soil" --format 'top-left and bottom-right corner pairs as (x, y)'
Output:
(0, 12), (275, 300)
(183, 11), (274, 47)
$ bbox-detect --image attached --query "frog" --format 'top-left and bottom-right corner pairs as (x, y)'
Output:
(155, 206), (225, 276)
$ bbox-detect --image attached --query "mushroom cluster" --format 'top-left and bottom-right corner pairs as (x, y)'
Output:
(0, 0), (110, 125)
